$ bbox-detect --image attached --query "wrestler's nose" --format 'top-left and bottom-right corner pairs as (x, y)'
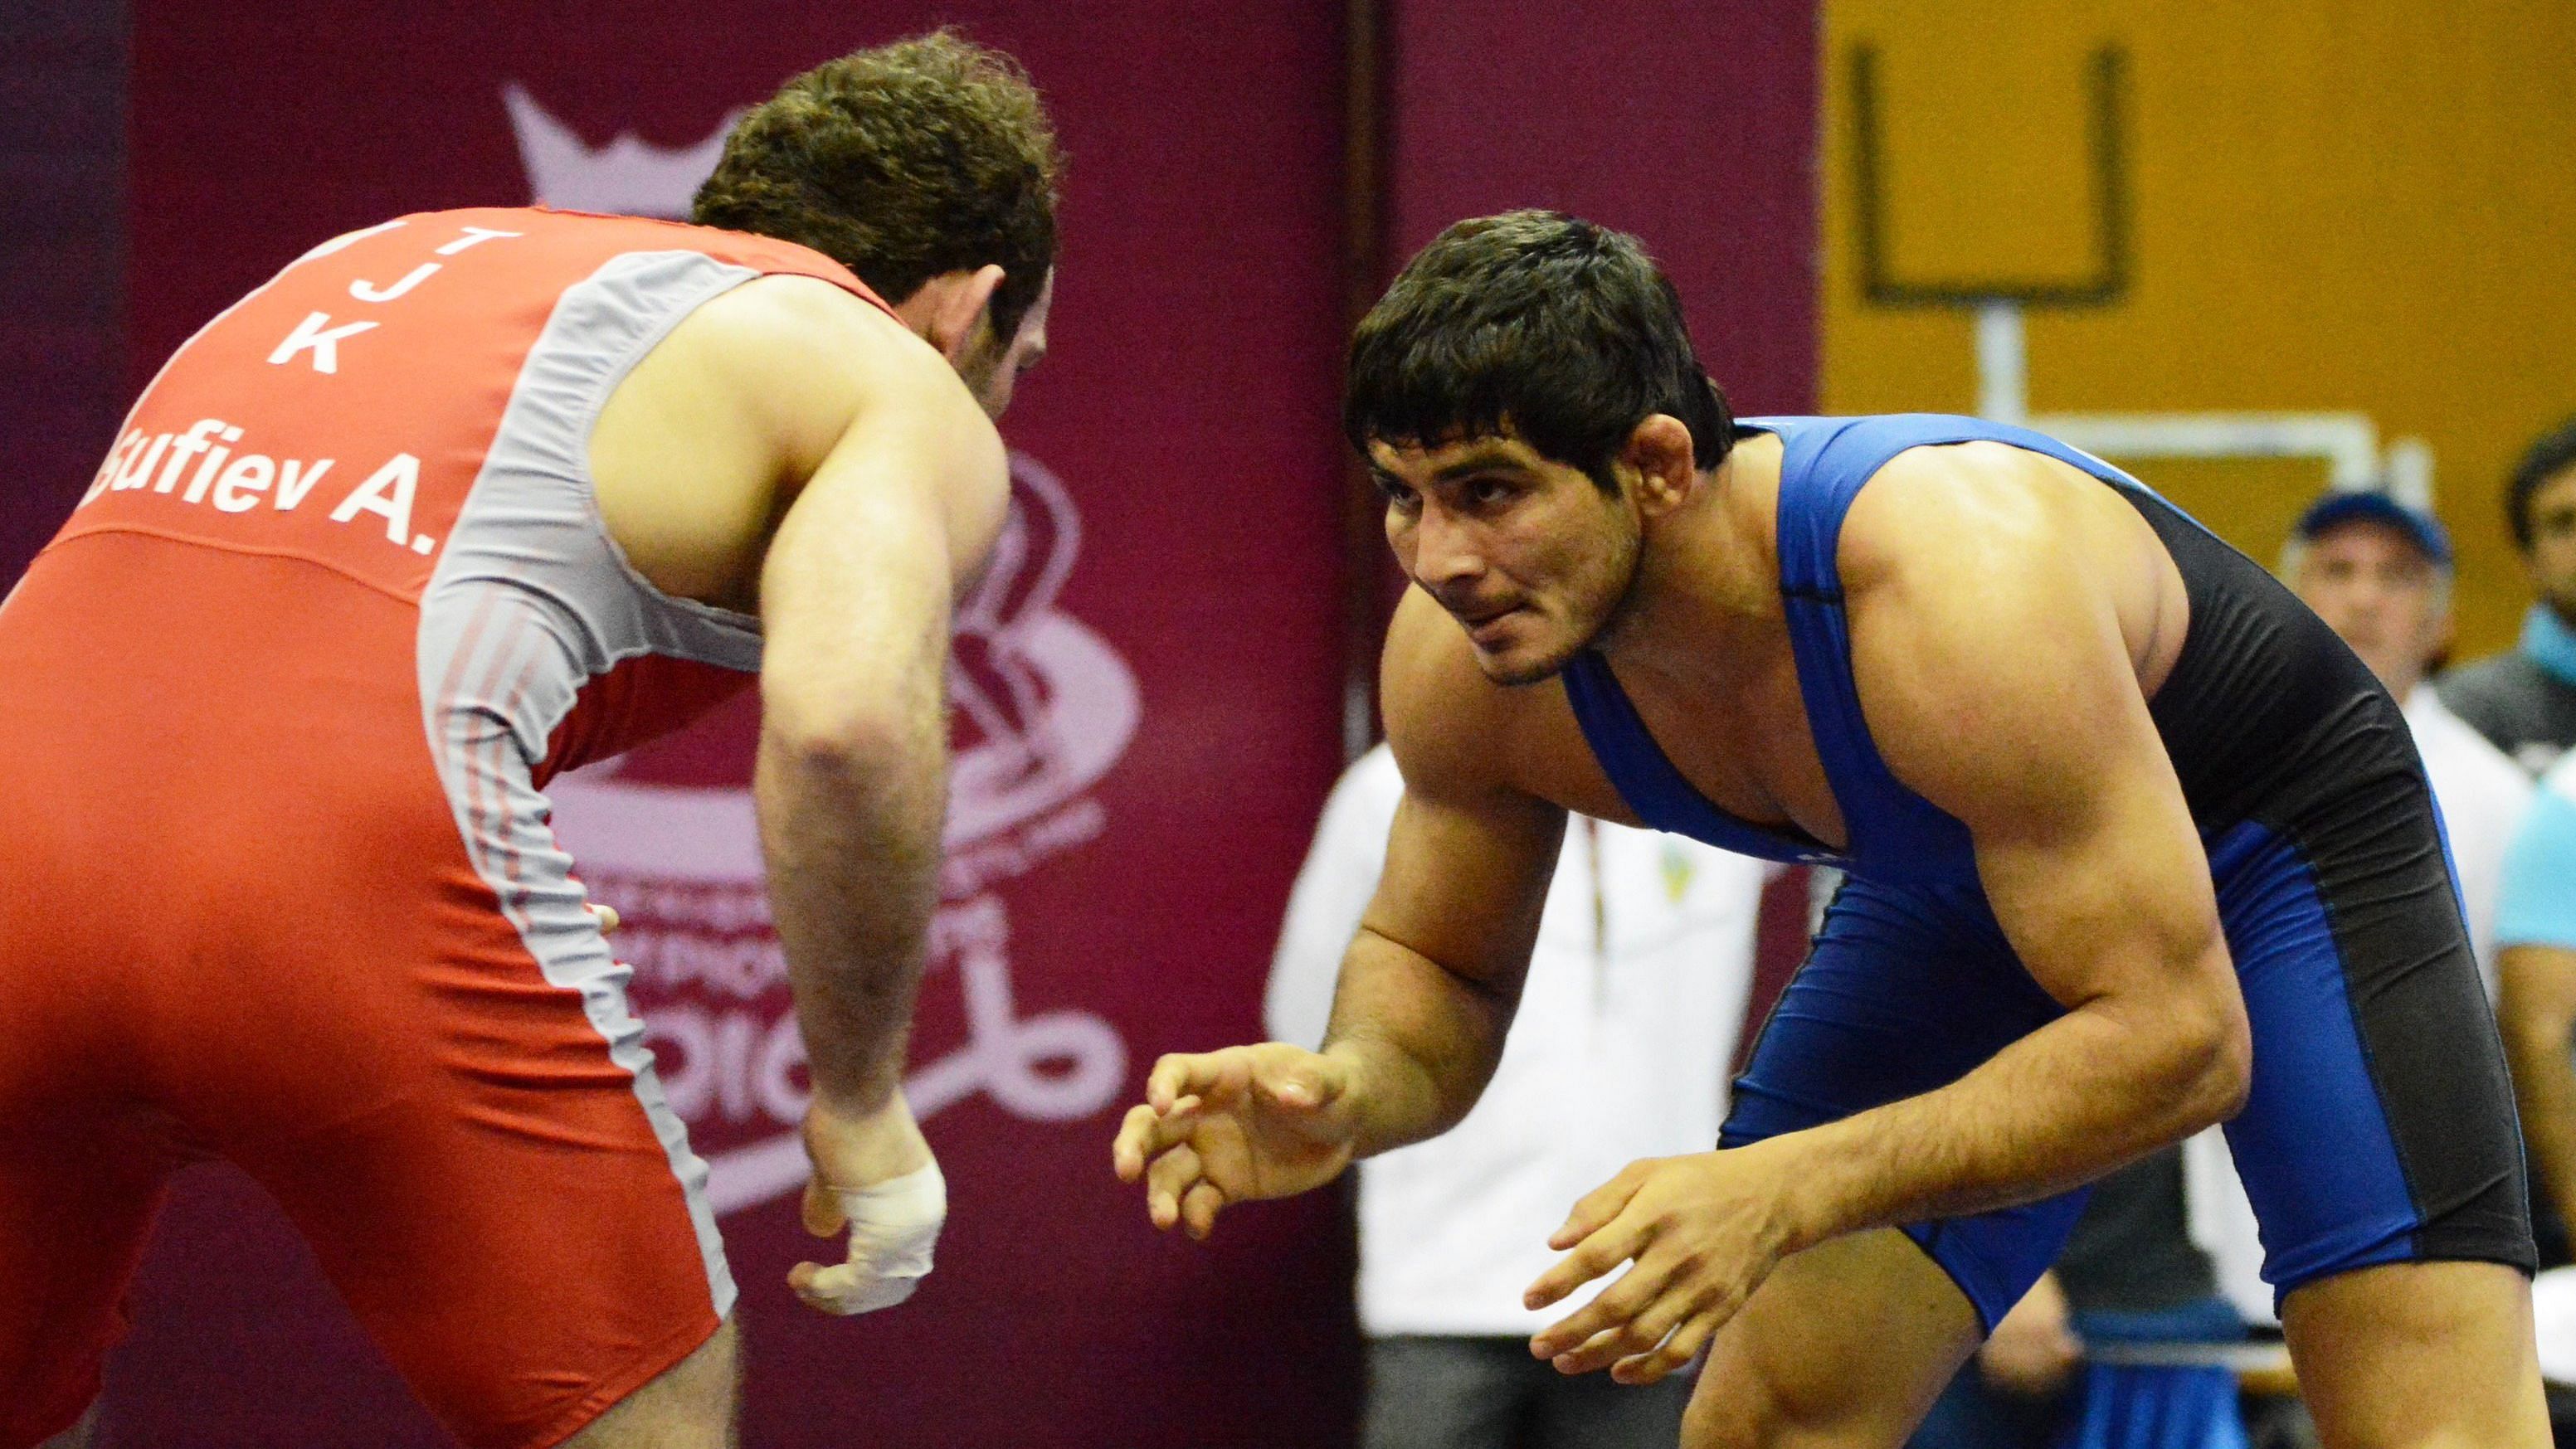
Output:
(1410, 506), (1485, 589)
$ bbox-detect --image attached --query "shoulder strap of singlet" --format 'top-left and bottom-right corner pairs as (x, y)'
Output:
(1561, 653), (1835, 864)
(1756, 412), (2174, 877)
(1758, 416), (1990, 874)
(485, 207), (904, 325)
(1566, 415), (2150, 880)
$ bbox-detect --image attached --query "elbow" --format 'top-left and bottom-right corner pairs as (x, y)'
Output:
(759, 698), (928, 789)
(2101, 971), (2251, 1140)
(759, 670), (933, 777)
(2199, 1013), (2256, 1129)
(2169, 994), (2254, 1134)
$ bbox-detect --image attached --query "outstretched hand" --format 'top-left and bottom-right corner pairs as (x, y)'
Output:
(1111, 1043), (1362, 1239)
(1523, 1144), (1803, 1385)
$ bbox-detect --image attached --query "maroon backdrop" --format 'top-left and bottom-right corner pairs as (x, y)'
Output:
(0, 1), (124, 581)
(0, 2), (1821, 1443)
(1338, 0), (1822, 722)
(1384, 0), (1818, 418)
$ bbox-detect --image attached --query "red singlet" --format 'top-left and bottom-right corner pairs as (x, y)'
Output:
(0, 207), (891, 1449)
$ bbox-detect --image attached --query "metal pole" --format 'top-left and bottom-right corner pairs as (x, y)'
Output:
(1976, 300), (2028, 425)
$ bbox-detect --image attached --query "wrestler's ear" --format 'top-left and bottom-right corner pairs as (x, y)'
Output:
(1622, 414), (1699, 518)
(894, 265), (1007, 366)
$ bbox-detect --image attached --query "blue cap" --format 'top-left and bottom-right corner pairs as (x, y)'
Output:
(2291, 490), (2452, 569)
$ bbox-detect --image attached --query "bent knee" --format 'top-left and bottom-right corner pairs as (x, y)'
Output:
(1682, 1369), (1782, 1449)
(1684, 1318), (1975, 1449)
(1682, 1358), (1918, 1449)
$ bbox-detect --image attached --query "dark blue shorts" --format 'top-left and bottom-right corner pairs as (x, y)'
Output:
(1722, 817), (2532, 1330)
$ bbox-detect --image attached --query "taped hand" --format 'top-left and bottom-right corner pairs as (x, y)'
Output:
(788, 1158), (947, 1315)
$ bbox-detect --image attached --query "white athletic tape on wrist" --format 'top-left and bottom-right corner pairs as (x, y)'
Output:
(806, 1161), (947, 1315)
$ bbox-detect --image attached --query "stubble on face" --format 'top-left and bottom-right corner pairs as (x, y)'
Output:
(1470, 482), (1648, 688)
(952, 324), (1015, 417)
(960, 270), (1053, 420)
(1373, 434), (1657, 688)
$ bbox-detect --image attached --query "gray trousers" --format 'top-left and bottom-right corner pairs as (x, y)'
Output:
(1361, 1335), (1692, 1449)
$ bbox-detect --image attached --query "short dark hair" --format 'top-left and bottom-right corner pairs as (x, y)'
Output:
(1344, 211), (1735, 490)
(692, 31), (1062, 344)
(2509, 415), (2576, 552)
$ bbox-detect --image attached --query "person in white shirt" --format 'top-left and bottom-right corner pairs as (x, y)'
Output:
(1267, 744), (1769, 1449)
(2281, 489), (2536, 985)
(2498, 755), (2576, 1287)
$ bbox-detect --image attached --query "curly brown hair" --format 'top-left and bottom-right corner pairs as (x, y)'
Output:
(693, 32), (1062, 343)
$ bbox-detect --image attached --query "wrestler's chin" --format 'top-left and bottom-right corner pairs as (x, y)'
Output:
(1463, 610), (1581, 688)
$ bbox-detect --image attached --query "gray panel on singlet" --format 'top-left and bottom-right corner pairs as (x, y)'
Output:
(416, 249), (783, 1320)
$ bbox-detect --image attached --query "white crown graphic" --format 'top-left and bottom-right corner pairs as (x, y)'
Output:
(503, 84), (742, 218)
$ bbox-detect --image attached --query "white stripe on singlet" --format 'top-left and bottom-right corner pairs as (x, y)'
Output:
(417, 250), (777, 1319)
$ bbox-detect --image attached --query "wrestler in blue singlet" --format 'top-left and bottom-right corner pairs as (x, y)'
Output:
(1561, 415), (2531, 1328)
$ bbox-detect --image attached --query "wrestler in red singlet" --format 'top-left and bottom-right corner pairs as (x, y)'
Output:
(0, 202), (863, 1443)
(0, 33), (1060, 1449)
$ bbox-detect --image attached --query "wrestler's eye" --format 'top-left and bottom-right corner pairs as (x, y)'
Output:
(1376, 476), (1420, 513)
(1463, 478), (1514, 508)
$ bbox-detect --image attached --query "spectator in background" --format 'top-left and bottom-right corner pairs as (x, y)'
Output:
(1266, 744), (1768, 1449)
(2499, 756), (2576, 1275)
(2496, 754), (2576, 1447)
(2283, 489), (2535, 980)
(2442, 417), (2576, 776)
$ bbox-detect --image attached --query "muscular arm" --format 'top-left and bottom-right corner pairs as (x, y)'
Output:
(2501, 946), (2576, 1226)
(1769, 454), (2249, 1249)
(720, 286), (1009, 1115)
(1111, 592), (1564, 1233)
(1319, 590), (1568, 1157)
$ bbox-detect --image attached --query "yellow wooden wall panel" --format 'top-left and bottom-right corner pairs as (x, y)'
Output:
(1820, 0), (2576, 653)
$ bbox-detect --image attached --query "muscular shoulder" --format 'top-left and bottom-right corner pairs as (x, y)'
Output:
(1380, 588), (1514, 794)
(1379, 587), (1555, 805)
(1835, 441), (2115, 596)
(665, 275), (983, 473)
(1833, 442), (2167, 824)
(592, 274), (997, 610)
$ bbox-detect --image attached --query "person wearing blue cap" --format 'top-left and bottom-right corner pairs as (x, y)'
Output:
(2283, 490), (2569, 1402)
(2281, 490), (2534, 983)
(2440, 418), (2576, 777)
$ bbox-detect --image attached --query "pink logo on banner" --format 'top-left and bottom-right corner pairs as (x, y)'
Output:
(548, 455), (1141, 1215)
